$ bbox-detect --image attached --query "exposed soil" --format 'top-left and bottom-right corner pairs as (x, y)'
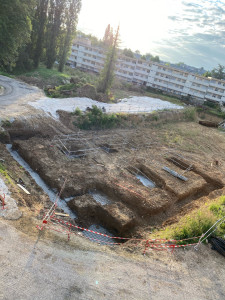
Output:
(2, 114), (225, 239)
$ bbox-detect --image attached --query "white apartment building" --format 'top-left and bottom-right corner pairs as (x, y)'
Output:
(68, 38), (225, 103)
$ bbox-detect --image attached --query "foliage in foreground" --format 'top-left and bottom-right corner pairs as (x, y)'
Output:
(171, 196), (225, 243)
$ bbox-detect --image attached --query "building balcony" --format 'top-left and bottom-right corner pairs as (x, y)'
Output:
(154, 75), (186, 86)
(207, 88), (225, 96)
(209, 81), (225, 88)
(205, 94), (221, 102)
(190, 86), (208, 93)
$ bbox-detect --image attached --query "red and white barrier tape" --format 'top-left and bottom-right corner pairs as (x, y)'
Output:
(38, 213), (200, 248)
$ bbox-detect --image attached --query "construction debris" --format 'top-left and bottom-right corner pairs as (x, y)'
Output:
(17, 184), (31, 195)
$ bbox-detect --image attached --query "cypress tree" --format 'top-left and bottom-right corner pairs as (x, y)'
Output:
(45, 0), (64, 69)
(58, 0), (81, 72)
(103, 24), (114, 48)
(97, 25), (120, 94)
(32, 0), (49, 68)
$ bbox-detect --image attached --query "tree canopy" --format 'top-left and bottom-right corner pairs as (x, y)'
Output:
(122, 48), (134, 58)
(0, 0), (81, 72)
(211, 64), (225, 80)
(203, 64), (225, 80)
(0, 0), (34, 69)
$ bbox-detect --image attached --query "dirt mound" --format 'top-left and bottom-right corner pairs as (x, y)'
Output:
(68, 195), (136, 235)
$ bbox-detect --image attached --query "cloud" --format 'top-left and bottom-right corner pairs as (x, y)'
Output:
(168, 16), (180, 21)
(160, 0), (225, 68)
(182, 1), (201, 8)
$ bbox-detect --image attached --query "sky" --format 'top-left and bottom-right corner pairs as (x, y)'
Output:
(77, 0), (225, 70)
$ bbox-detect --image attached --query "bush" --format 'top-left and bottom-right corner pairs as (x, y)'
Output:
(1, 119), (11, 127)
(72, 107), (82, 116)
(74, 105), (121, 130)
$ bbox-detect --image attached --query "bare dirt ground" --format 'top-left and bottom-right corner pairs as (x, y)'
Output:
(6, 118), (225, 238)
(1, 217), (225, 300)
(1, 75), (225, 299)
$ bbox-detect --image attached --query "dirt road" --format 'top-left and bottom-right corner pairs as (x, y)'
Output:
(0, 218), (225, 300)
(0, 75), (43, 118)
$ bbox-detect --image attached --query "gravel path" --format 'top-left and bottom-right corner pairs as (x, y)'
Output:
(0, 75), (182, 120)
(29, 96), (183, 119)
(0, 218), (225, 300)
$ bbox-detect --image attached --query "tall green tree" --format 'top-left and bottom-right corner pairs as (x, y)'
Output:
(97, 25), (120, 94)
(0, 0), (34, 70)
(45, 0), (65, 69)
(58, 0), (81, 72)
(32, 0), (49, 68)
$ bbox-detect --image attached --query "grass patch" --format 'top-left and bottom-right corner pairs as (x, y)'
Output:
(197, 102), (225, 120)
(207, 109), (225, 119)
(0, 70), (14, 78)
(145, 90), (184, 106)
(172, 210), (218, 244)
(0, 162), (13, 185)
(18, 66), (70, 81)
(152, 195), (225, 244)
(16, 64), (98, 86)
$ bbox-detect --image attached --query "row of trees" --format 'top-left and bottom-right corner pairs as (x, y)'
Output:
(0, 0), (81, 72)
(203, 64), (225, 80)
(122, 48), (160, 62)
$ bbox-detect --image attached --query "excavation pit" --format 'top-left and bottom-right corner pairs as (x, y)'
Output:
(136, 174), (156, 188)
(127, 166), (157, 188)
(6, 123), (225, 239)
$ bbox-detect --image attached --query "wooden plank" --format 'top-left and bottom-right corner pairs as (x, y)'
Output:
(54, 212), (70, 217)
(17, 184), (31, 195)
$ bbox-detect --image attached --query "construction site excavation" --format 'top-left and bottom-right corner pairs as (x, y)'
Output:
(2, 111), (225, 243)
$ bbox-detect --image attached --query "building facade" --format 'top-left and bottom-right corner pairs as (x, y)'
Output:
(68, 38), (225, 103)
